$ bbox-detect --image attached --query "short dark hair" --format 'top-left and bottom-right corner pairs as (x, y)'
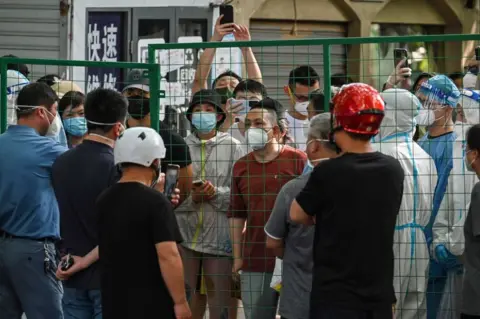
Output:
(467, 124), (480, 152)
(448, 72), (464, 81)
(346, 131), (374, 142)
(58, 91), (85, 114)
(37, 74), (61, 87)
(212, 70), (242, 88)
(309, 89), (327, 114)
(288, 66), (320, 87)
(84, 88), (128, 133)
(412, 72), (434, 92)
(16, 82), (57, 119)
(331, 73), (353, 87)
(233, 79), (268, 98)
(2, 54), (29, 78)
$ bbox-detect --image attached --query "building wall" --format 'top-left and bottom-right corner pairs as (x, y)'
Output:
(72, 0), (477, 84)
(232, 0), (478, 82)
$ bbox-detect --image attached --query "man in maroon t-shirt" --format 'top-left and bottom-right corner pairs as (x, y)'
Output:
(227, 98), (306, 319)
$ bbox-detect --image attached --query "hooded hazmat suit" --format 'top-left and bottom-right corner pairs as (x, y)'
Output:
(4, 69), (29, 126)
(415, 74), (461, 319)
(431, 89), (480, 319)
(373, 89), (437, 319)
(3, 70), (68, 147)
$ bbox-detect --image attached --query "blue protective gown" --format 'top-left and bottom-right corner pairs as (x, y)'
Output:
(418, 131), (457, 319)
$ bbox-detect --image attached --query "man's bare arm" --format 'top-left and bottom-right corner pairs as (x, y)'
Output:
(156, 242), (188, 304)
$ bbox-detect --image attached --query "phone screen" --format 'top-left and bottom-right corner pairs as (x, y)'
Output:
(476, 47), (480, 61)
(394, 49), (409, 68)
(220, 5), (234, 24)
(164, 165), (180, 198)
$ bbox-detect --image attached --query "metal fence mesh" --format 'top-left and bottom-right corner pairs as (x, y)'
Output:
(1, 33), (480, 318)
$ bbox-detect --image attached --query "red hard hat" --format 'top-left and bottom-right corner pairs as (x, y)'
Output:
(332, 83), (385, 135)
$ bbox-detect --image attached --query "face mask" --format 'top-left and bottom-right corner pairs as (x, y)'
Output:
(63, 117), (87, 137)
(415, 109), (436, 127)
(295, 101), (309, 116)
(246, 128), (271, 150)
(215, 87), (234, 105)
(306, 139), (330, 165)
(128, 95), (150, 119)
(45, 110), (61, 137)
(86, 119), (125, 143)
(150, 164), (161, 189)
(307, 157), (329, 168)
(192, 112), (217, 134)
(465, 150), (476, 172)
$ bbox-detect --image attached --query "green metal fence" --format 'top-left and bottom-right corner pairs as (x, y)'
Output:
(148, 33), (480, 116)
(0, 57), (162, 134)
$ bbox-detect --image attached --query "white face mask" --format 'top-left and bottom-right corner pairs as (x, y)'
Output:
(307, 157), (329, 168)
(465, 150), (476, 172)
(45, 113), (62, 137)
(86, 119), (126, 143)
(306, 139), (330, 167)
(415, 109), (436, 127)
(295, 101), (309, 116)
(246, 128), (271, 151)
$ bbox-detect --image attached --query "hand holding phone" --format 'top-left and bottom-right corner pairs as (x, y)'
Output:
(394, 48), (409, 69)
(191, 180), (215, 203)
(60, 254), (74, 271)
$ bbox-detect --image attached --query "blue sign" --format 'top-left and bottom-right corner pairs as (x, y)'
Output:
(86, 12), (124, 92)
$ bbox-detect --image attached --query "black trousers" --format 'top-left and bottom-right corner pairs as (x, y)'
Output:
(461, 314), (480, 319)
(310, 304), (392, 319)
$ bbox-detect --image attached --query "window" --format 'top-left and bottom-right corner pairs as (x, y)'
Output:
(369, 24), (443, 89)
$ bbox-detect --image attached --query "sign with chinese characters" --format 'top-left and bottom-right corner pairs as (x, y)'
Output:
(140, 36), (204, 108)
(137, 38), (165, 64)
(86, 12), (124, 92)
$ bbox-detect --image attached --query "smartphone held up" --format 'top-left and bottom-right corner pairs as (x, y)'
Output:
(219, 5), (234, 24)
(164, 164), (180, 198)
(394, 48), (410, 78)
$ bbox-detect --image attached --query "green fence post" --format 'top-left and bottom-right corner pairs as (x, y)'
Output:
(323, 44), (331, 112)
(149, 63), (161, 132)
(148, 46), (156, 66)
(0, 59), (7, 133)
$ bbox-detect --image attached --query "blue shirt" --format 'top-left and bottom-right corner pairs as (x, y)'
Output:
(0, 125), (67, 239)
(418, 131), (456, 246)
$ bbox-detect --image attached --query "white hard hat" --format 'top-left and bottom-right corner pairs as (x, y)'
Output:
(114, 127), (166, 167)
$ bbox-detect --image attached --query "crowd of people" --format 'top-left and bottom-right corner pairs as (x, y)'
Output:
(1, 19), (480, 319)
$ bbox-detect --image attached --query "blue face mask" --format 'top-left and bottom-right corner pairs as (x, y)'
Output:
(63, 117), (88, 137)
(192, 112), (217, 134)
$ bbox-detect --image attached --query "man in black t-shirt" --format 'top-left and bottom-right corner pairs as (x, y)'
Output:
(97, 127), (190, 319)
(290, 83), (405, 318)
(123, 69), (193, 205)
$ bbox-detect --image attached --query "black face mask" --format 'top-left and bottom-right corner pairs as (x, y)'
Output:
(128, 95), (150, 120)
(215, 87), (234, 105)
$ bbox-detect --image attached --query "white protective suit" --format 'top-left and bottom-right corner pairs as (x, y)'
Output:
(4, 70), (29, 125)
(432, 90), (480, 319)
(373, 89), (437, 319)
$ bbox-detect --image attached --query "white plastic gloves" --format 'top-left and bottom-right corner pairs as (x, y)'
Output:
(387, 58), (412, 87)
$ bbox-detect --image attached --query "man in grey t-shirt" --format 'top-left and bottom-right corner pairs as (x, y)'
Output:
(264, 113), (338, 319)
(462, 181), (480, 317)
